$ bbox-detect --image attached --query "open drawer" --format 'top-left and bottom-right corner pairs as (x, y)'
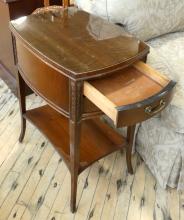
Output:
(84, 61), (176, 127)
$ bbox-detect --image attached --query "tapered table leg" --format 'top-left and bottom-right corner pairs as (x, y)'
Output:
(69, 80), (83, 213)
(126, 125), (136, 174)
(70, 120), (81, 213)
(16, 72), (26, 142)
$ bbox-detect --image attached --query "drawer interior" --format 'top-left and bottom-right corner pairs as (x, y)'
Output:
(84, 61), (175, 127)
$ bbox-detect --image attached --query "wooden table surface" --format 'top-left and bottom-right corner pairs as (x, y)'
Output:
(10, 6), (149, 80)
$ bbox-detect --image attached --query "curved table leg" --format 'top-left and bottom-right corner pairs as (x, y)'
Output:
(16, 72), (26, 142)
(126, 125), (136, 175)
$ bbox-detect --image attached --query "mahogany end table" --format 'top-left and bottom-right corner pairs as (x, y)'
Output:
(10, 7), (176, 212)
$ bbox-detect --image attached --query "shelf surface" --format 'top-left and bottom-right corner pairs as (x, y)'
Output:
(25, 105), (126, 173)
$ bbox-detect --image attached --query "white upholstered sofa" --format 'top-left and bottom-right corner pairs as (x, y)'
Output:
(75, 0), (184, 190)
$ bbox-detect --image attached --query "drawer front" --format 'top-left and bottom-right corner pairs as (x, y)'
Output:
(84, 62), (176, 128)
(16, 39), (69, 114)
(116, 81), (176, 127)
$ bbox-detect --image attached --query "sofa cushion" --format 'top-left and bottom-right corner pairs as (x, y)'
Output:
(146, 32), (184, 133)
(136, 117), (184, 190)
(75, 0), (184, 41)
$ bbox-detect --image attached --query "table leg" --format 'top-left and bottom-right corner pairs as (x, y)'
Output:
(16, 72), (26, 142)
(69, 80), (83, 213)
(70, 120), (81, 213)
(126, 125), (136, 174)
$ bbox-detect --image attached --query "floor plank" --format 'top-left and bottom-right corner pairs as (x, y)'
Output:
(153, 184), (169, 220)
(20, 152), (60, 220)
(7, 142), (54, 220)
(179, 191), (184, 220)
(126, 157), (146, 220)
(113, 154), (138, 220)
(140, 165), (156, 220)
(100, 152), (125, 220)
(87, 153), (116, 220)
(168, 187), (180, 220)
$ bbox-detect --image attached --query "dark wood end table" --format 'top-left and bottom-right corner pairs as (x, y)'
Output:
(10, 7), (176, 212)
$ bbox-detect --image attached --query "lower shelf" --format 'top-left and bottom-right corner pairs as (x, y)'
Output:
(25, 105), (126, 173)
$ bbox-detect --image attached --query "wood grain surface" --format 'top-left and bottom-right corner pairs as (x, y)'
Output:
(10, 7), (149, 80)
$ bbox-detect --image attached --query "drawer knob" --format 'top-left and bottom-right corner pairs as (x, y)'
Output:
(145, 99), (166, 116)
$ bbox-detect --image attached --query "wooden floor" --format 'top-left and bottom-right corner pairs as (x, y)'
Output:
(0, 79), (183, 220)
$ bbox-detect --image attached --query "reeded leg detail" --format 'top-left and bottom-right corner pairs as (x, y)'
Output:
(126, 125), (136, 175)
(69, 80), (83, 213)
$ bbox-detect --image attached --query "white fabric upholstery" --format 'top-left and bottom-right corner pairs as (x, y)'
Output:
(75, 0), (184, 40)
(134, 32), (184, 190)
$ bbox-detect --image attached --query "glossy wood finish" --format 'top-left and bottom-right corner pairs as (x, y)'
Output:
(17, 39), (69, 114)
(84, 61), (176, 127)
(10, 6), (175, 213)
(16, 38), (101, 119)
(10, 7), (149, 80)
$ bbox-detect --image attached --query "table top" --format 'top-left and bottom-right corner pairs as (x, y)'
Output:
(10, 6), (149, 79)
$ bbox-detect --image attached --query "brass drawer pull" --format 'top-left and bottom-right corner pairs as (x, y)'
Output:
(145, 99), (166, 116)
